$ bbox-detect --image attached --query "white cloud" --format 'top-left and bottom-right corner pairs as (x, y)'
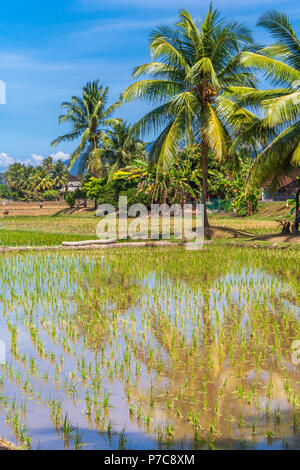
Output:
(0, 153), (14, 168)
(31, 153), (44, 164)
(0, 151), (70, 170)
(50, 151), (70, 162)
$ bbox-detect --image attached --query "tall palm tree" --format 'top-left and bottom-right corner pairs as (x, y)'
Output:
(51, 160), (69, 190)
(42, 156), (54, 173)
(52, 80), (121, 176)
(29, 168), (54, 193)
(121, 5), (259, 226)
(231, 10), (300, 188)
(3, 163), (35, 197)
(102, 120), (146, 180)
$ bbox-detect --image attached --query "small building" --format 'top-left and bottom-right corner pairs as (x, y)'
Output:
(262, 169), (300, 201)
(66, 174), (81, 192)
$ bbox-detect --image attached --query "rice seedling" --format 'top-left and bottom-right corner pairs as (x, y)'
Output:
(0, 246), (298, 449)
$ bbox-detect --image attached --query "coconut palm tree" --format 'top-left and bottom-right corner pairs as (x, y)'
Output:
(42, 156), (54, 173)
(121, 5), (259, 226)
(3, 163), (35, 197)
(51, 160), (69, 190)
(101, 120), (146, 180)
(29, 167), (54, 193)
(52, 80), (121, 176)
(231, 10), (300, 188)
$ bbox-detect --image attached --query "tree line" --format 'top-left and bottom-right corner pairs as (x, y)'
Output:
(2, 6), (300, 224)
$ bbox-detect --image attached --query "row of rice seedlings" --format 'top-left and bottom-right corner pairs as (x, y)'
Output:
(0, 247), (299, 449)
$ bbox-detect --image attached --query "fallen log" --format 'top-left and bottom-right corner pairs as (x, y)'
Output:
(62, 240), (179, 249)
(62, 238), (117, 246)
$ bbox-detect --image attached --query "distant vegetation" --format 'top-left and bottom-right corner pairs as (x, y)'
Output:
(1, 7), (299, 224)
(2, 157), (69, 201)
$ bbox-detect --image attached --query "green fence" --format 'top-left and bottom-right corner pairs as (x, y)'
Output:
(206, 198), (231, 212)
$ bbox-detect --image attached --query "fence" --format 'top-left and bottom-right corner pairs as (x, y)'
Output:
(206, 198), (231, 212)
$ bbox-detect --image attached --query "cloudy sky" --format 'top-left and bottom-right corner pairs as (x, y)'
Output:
(0, 0), (298, 169)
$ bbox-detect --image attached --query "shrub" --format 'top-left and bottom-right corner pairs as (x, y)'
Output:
(119, 188), (151, 208)
(65, 192), (76, 208)
(97, 183), (119, 207)
(0, 184), (13, 200)
(42, 190), (61, 201)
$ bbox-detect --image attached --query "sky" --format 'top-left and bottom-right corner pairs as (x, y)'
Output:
(0, 0), (299, 170)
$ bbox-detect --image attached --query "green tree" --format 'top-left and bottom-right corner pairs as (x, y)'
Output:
(29, 167), (54, 193)
(52, 80), (120, 176)
(232, 10), (300, 188)
(51, 160), (69, 190)
(3, 163), (35, 198)
(102, 120), (146, 180)
(122, 5), (259, 226)
(0, 183), (13, 200)
(42, 156), (54, 173)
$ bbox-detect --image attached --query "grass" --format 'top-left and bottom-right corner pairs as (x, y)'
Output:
(0, 229), (98, 246)
(0, 214), (99, 236)
(0, 201), (297, 247)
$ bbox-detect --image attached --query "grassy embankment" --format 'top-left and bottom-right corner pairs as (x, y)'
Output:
(0, 201), (298, 247)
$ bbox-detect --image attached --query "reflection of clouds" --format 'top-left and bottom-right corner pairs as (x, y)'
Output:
(117, 262), (300, 447)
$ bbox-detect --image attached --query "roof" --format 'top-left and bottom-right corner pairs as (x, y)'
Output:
(278, 177), (300, 196)
(68, 174), (80, 182)
(278, 168), (300, 188)
(264, 168), (300, 196)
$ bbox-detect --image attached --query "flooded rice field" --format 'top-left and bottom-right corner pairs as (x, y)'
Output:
(0, 246), (299, 450)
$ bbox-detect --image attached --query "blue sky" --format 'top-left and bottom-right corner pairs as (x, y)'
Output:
(0, 0), (298, 170)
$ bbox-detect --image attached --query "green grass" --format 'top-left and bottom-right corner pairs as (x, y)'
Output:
(0, 229), (98, 247)
(0, 201), (295, 246)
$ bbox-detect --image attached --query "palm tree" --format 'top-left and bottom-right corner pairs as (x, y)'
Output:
(102, 120), (146, 180)
(52, 80), (121, 176)
(29, 168), (54, 193)
(42, 156), (54, 173)
(231, 10), (300, 188)
(121, 5), (259, 226)
(3, 163), (35, 197)
(51, 160), (69, 190)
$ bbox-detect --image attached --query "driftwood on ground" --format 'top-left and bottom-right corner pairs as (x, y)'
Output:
(62, 238), (117, 246)
(0, 240), (181, 253)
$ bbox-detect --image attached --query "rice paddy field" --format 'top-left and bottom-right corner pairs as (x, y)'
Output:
(0, 202), (294, 248)
(0, 246), (299, 450)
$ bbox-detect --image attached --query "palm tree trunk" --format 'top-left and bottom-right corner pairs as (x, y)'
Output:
(201, 138), (210, 228)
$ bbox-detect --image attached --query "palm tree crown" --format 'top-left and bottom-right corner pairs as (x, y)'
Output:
(121, 5), (258, 225)
(102, 120), (146, 180)
(52, 80), (120, 176)
(234, 10), (300, 188)
(51, 160), (69, 189)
